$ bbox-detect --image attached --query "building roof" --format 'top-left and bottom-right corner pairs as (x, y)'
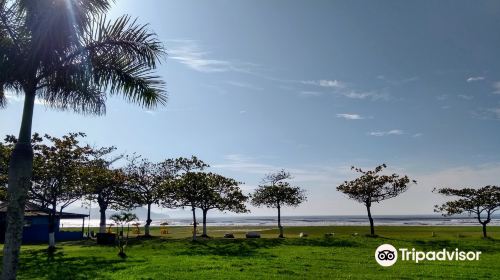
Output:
(0, 201), (88, 219)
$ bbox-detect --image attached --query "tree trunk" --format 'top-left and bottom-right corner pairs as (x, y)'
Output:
(191, 206), (197, 241)
(278, 205), (284, 238)
(366, 203), (375, 236)
(201, 209), (208, 237)
(2, 89), (36, 280)
(99, 206), (107, 234)
(482, 222), (487, 238)
(48, 205), (57, 250)
(145, 203), (152, 236)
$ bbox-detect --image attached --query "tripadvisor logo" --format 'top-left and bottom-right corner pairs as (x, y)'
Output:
(375, 244), (481, 267)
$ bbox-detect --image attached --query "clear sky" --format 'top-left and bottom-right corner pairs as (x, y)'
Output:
(2, 0), (500, 217)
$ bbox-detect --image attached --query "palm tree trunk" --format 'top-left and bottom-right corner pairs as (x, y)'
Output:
(201, 209), (208, 237)
(145, 203), (152, 236)
(191, 206), (197, 241)
(2, 89), (36, 280)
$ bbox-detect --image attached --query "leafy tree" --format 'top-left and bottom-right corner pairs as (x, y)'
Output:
(30, 133), (92, 250)
(251, 170), (307, 238)
(110, 212), (138, 258)
(337, 164), (416, 236)
(434, 186), (500, 238)
(1, 0), (166, 277)
(81, 147), (130, 233)
(0, 140), (10, 189)
(164, 172), (206, 241)
(195, 172), (248, 237)
(124, 156), (176, 236)
(0, 141), (10, 200)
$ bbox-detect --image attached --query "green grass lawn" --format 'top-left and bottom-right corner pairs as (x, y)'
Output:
(2, 226), (500, 279)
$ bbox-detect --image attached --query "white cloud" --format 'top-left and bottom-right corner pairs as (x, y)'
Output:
(377, 75), (419, 85)
(412, 133), (423, 138)
(492, 82), (500, 94)
(458, 94), (473, 100)
(239, 110), (247, 114)
(167, 39), (254, 73)
(225, 81), (263, 91)
(336, 113), (365, 120)
(466, 76), (485, 82)
(369, 129), (404, 137)
(472, 108), (500, 120)
(435, 94), (448, 101)
(299, 91), (323, 97)
(301, 79), (345, 89)
(213, 154), (351, 185)
(342, 90), (387, 100)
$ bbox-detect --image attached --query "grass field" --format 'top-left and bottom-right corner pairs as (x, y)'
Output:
(1, 226), (499, 279)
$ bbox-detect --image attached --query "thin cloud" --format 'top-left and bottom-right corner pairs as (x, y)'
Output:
(458, 94), (473, 100)
(473, 108), (500, 120)
(301, 79), (345, 89)
(225, 81), (263, 91)
(167, 39), (255, 73)
(369, 129), (404, 136)
(301, 79), (389, 100)
(336, 113), (365, 120)
(492, 82), (500, 94)
(213, 154), (351, 185)
(466, 76), (485, 82)
(299, 91), (324, 97)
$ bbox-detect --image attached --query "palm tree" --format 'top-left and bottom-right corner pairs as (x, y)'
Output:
(1, 1), (166, 278)
(110, 212), (138, 257)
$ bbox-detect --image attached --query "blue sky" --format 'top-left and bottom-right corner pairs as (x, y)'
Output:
(2, 0), (500, 216)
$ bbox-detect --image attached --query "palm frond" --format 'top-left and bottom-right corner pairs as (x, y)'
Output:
(37, 62), (106, 115)
(84, 15), (165, 68)
(91, 56), (167, 108)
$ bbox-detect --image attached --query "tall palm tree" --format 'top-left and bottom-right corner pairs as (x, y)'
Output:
(0, 1), (166, 278)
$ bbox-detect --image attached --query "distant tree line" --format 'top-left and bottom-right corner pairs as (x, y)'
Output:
(1, 132), (499, 253)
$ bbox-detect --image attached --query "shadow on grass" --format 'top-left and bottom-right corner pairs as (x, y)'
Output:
(12, 248), (144, 280)
(174, 238), (359, 257)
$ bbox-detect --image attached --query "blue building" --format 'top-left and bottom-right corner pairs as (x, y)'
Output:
(0, 202), (88, 243)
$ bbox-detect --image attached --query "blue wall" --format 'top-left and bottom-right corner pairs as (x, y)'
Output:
(22, 216), (83, 243)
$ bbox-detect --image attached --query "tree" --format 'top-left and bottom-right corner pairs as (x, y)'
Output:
(434, 186), (500, 238)
(197, 172), (248, 237)
(0, 140), (11, 200)
(1, 134), (42, 201)
(161, 156), (209, 241)
(0, 140), (10, 189)
(251, 170), (307, 238)
(337, 164), (416, 236)
(1, 0), (166, 277)
(30, 133), (92, 250)
(124, 156), (176, 236)
(81, 147), (130, 233)
(110, 212), (138, 258)
(164, 172), (205, 241)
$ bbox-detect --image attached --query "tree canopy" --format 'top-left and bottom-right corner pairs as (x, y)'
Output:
(251, 170), (306, 237)
(337, 164), (416, 235)
(434, 186), (500, 237)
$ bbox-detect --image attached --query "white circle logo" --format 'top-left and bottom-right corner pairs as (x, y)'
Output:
(375, 244), (398, 267)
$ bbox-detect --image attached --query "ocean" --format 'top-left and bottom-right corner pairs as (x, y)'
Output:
(59, 215), (500, 228)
